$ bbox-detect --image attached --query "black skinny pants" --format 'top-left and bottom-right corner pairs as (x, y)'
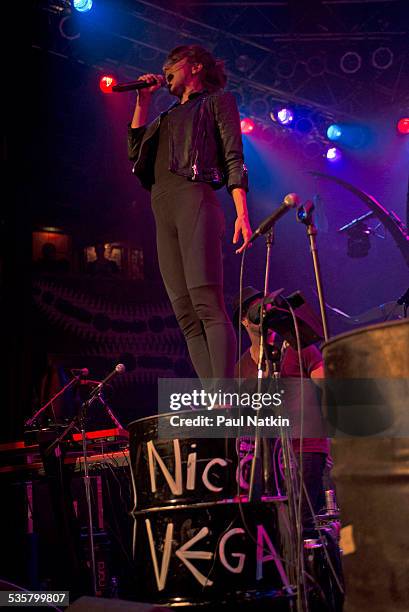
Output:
(151, 182), (237, 379)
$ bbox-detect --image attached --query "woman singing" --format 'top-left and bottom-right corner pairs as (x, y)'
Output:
(128, 45), (252, 379)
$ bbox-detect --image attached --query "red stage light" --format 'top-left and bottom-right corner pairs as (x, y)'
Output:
(397, 118), (409, 135)
(99, 75), (117, 94)
(240, 118), (255, 134)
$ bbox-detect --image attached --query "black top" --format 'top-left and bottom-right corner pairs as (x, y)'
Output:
(128, 90), (248, 193)
(152, 108), (190, 198)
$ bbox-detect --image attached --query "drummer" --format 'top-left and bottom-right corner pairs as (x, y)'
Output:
(232, 286), (331, 533)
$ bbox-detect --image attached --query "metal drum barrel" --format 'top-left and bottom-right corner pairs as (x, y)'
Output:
(127, 414), (294, 609)
(322, 318), (409, 612)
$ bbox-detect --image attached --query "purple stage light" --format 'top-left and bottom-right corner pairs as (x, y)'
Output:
(326, 147), (342, 162)
(276, 108), (294, 126)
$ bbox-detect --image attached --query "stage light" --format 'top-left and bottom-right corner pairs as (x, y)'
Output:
(240, 118), (255, 134)
(327, 124), (342, 141)
(73, 0), (93, 12)
(99, 75), (117, 94)
(326, 147), (342, 162)
(397, 118), (409, 135)
(347, 224), (371, 258)
(276, 108), (294, 126)
(326, 122), (368, 149)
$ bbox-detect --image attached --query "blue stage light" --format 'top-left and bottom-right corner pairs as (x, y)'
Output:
(73, 0), (93, 12)
(326, 122), (369, 149)
(327, 124), (342, 141)
(276, 108), (294, 125)
(326, 147), (342, 162)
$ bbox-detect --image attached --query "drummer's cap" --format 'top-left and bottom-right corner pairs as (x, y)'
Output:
(231, 286), (263, 328)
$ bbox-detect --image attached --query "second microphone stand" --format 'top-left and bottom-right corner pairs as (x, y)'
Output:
(297, 201), (330, 342)
(44, 367), (125, 596)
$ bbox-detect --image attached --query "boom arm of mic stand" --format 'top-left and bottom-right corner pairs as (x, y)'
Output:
(25, 375), (81, 427)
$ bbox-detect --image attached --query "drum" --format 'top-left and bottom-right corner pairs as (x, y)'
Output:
(322, 318), (409, 612)
(127, 414), (294, 609)
(128, 413), (287, 511)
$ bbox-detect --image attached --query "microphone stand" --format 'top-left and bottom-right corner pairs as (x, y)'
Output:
(42, 391), (100, 596)
(248, 230), (273, 502)
(43, 367), (125, 596)
(70, 365), (125, 595)
(297, 202), (330, 342)
(25, 374), (81, 427)
(246, 228), (298, 595)
(79, 393), (98, 596)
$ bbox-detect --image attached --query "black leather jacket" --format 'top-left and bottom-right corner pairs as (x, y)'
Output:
(127, 90), (248, 193)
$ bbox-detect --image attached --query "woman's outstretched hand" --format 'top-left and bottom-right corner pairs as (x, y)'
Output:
(233, 214), (253, 254)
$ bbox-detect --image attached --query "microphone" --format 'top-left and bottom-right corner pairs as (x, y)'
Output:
(90, 363), (126, 398)
(112, 76), (165, 93)
(71, 368), (89, 377)
(247, 193), (300, 244)
(247, 290), (285, 325)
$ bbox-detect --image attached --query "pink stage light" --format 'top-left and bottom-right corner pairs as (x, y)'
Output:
(99, 75), (117, 94)
(240, 118), (255, 134)
(397, 118), (409, 135)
